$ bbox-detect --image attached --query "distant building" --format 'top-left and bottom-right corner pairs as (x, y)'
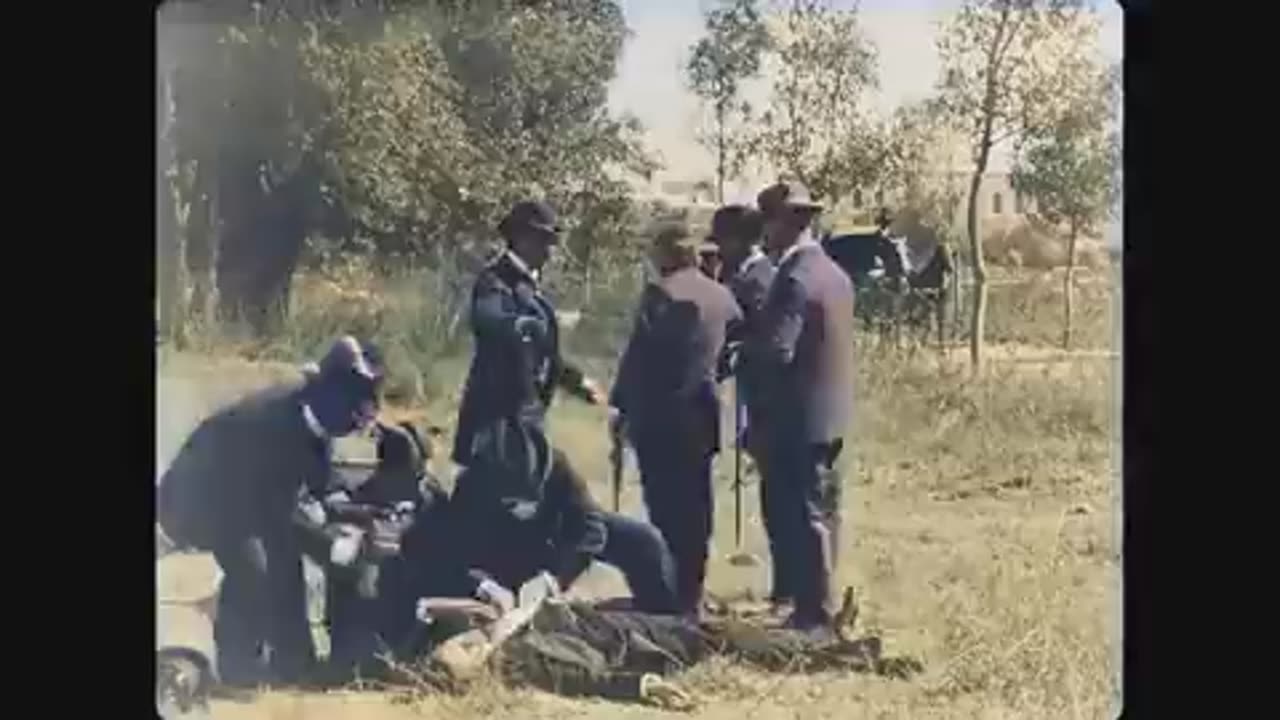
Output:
(843, 171), (1037, 232)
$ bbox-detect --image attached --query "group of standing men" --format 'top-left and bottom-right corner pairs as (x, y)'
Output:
(155, 180), (856, 690)
(609, 181), (854, 630)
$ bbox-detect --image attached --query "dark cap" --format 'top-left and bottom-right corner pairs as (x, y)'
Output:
(499, 200), (562, 239)
(375, 421), (429, 473)
(313, 336), (385, 406)
(709, 204), (764, 242)
(757, 181), (823, 218)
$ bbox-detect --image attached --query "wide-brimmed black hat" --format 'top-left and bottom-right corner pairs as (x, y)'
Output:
(709, 204), (764, 242)
(499, 200), (562, 238)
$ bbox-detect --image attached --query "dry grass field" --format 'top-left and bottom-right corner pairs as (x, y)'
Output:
(157, 267), (1119, 720)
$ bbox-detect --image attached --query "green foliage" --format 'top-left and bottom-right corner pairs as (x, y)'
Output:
(745, 0), (880, 205)
(301, 2), (653, 265)
(160, 1), (656, 337)
(686, 0), (772, 201)
(882, 99), (968, 247)
(1011, 64), (1119, 238)
(931, 0), (1103, 367)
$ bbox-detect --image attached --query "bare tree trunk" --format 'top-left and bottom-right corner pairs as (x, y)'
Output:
(186, 159), (220, 331)
(965, 164), (989, 373)
(1063, 219), (1078, 350)
(156, 63), (186, 346)
(951, 257), (962, 344)
(716, 103), (726, 205)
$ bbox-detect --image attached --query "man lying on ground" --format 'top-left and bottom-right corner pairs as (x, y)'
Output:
(409, 575), (924, 711)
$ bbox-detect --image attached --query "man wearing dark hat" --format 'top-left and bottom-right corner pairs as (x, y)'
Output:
(707, 203), (775, 443)
(452, 199), (603, 468)
(609, 222), (743, 616)
(450, 200), (678, 614)
(157, 335), (385, 687)
(746, 182), (855, 632)
(709, 204), (773, 316)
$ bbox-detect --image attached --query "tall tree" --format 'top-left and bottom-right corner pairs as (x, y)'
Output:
(305, 1), (652, 260)
(883, 99), (970, 251)
(686, 0), (771, 203)
(746, 0), (879, 206)
(934, 0), (1103, 371)
(1012, 63), (1119, 349)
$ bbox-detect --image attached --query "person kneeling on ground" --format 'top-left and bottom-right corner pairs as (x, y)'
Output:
(156, 336), (384, 688)
(450, 417), (680, 615)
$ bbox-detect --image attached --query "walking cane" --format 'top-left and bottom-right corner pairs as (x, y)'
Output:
(728, 377), (760, 567)
(609, 416), (624, 513)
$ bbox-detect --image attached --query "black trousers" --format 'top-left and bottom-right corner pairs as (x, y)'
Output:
(755, 436), (843, 623)
(633, 433), (714, 615)
(323, 562), (386, 679)
(210, 531), (317, 686)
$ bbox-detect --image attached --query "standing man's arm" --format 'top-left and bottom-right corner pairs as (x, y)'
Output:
(753, 272), (808, 369)
(717, 295), (747, 382)
(609, 288), (654, 417)
(555, 359), (600, 404)
(470, 271), (530, 344)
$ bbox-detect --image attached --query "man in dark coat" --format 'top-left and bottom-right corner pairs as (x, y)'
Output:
(708, 204), (781, 590)
(745, 182), (855, 631)
(451, 199), (603, 468)
(708, 204), (774, 413)
(450, 200), (678, 615)
(156, 336), (385, 686)
(709, 205), (773, 327)
(609, 222), (743, 616)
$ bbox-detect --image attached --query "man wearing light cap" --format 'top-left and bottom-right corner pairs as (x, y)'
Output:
(157, 335), (385, 687)
(610, 221), (743, 616)
(746, 181), (855, 632)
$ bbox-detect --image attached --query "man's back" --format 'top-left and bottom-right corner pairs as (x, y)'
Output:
(659, 266), (743, 387)
(157, 383), (325, 548)
(612, 267), (742, 426)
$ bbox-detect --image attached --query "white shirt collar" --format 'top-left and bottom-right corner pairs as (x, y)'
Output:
(737, 247), (768, 277)
(505, 249), (539, 282)
(301, 403), (328, 441)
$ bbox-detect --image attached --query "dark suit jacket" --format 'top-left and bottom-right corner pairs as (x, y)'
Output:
(452, 251), (588, 466)
(720, 252), (776, 406)
(610, 266), (742, 456)
(449, 448), (608, 591)
(746, 242), (855, 446)
(727, 252), (776, 333)
(157, 383), (331, 550)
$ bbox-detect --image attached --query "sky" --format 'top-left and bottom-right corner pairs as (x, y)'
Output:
(608, 0), (1124, 183)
